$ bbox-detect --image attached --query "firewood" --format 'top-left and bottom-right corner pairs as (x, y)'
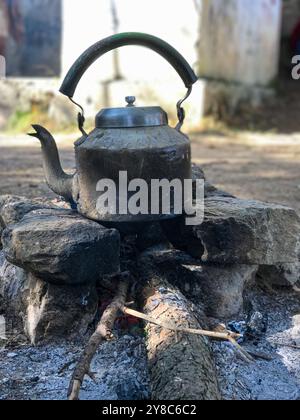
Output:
(68, 272), (130, 401)
(138, 261), (222, 400)
(122, 306), (243, 342)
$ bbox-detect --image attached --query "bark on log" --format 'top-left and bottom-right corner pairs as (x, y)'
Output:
(139, 260), (221, 400)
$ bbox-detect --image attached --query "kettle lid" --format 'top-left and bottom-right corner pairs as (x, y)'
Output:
(95, 96), (168, 128)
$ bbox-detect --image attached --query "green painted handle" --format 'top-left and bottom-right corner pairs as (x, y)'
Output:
(60, 32), (198, 98)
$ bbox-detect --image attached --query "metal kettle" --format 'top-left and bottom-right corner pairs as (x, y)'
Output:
(30, 33), (198, 226)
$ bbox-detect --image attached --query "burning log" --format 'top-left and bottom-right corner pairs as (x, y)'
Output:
(66, 255), (248, 400)
(138, 258), (221, 400)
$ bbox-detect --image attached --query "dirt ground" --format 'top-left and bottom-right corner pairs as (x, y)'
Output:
(0, 130), (299, 214)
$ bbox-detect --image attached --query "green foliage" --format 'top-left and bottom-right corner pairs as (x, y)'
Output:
(6, 110), (34, 134)
(5, 107), (81, 135)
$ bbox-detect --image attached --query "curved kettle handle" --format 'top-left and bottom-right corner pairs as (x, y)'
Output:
(59, 32), (198, 98)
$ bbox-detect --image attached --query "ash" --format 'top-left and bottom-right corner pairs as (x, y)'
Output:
(213, 288), (300, 400)
(0, 334), (149, 401)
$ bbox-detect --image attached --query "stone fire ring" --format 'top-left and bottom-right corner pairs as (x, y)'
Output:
(0, 167), (300, 400)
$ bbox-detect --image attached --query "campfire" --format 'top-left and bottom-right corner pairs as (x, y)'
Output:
(0, 163), (299, 400)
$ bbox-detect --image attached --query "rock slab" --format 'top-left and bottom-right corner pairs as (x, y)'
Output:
(139, 246), (257, 318)
(163, 197), (300, 265)
(0, 195), (58, 227)
(0, 194), (68, 249)
(24, 274), (98, 345)
(0, 251), (98, 344)
(2, 208), (120, 285)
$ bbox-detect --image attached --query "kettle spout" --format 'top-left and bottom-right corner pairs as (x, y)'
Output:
(29, 125), (75, 205)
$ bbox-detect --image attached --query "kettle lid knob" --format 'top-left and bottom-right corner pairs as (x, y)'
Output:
(125, 96), (136, 107)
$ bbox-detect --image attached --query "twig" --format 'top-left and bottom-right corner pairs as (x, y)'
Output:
(68, 274), (130, 401)
(121, 307), (254, 362)
(245, 350), (273, 362)
(58, 359), (78, 375)
(122, 307), (239, 340)
(272, 342), (300, 350)
(228, 338), (255, 363)
(210, 322), (255, 363)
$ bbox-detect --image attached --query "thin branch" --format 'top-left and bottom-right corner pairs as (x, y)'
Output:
(228, 337), (255, 363)
(121, 306), (254, 362)
(68, 274), (130, 401)
(271, 341), (300, 350)
(244, 350), (273, 362)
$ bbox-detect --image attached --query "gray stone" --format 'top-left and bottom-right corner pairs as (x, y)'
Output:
(245, 311), (268, 341)
(0, 195), (23, 223)
(0, 251), (98, 345)
(0, 195), (58, 227)
(0, 195), (72, 249)
(204, 182), (235, 199)
(24, 274), (98, 345)
(192, 164), (234, 199)
(139, 246), (257, 319)
(162, 197), (300, 265)
(2, 208), (120, 285)
(183, 264), (258, 319)
(257, 263), (300, 287)
(0, 251), (27, 332)
(192, 163), (206, 182)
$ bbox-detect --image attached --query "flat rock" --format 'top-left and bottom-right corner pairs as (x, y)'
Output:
(204, 182), (235, 199)
(0, 194), (63, 227)
(0, 251), (98, 344)
(2, 208), (120, 285)
(0, 195), (22, 227)
(183, 264), (258, 319)
(162, 197), (300, 265)
(139, 246), (257, 319)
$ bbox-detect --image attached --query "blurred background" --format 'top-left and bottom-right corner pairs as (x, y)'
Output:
(0, 0), (299, 212)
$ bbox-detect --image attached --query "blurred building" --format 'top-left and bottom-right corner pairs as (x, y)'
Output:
(0, 0), (287, 131)
(198, 0), (282, 119)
